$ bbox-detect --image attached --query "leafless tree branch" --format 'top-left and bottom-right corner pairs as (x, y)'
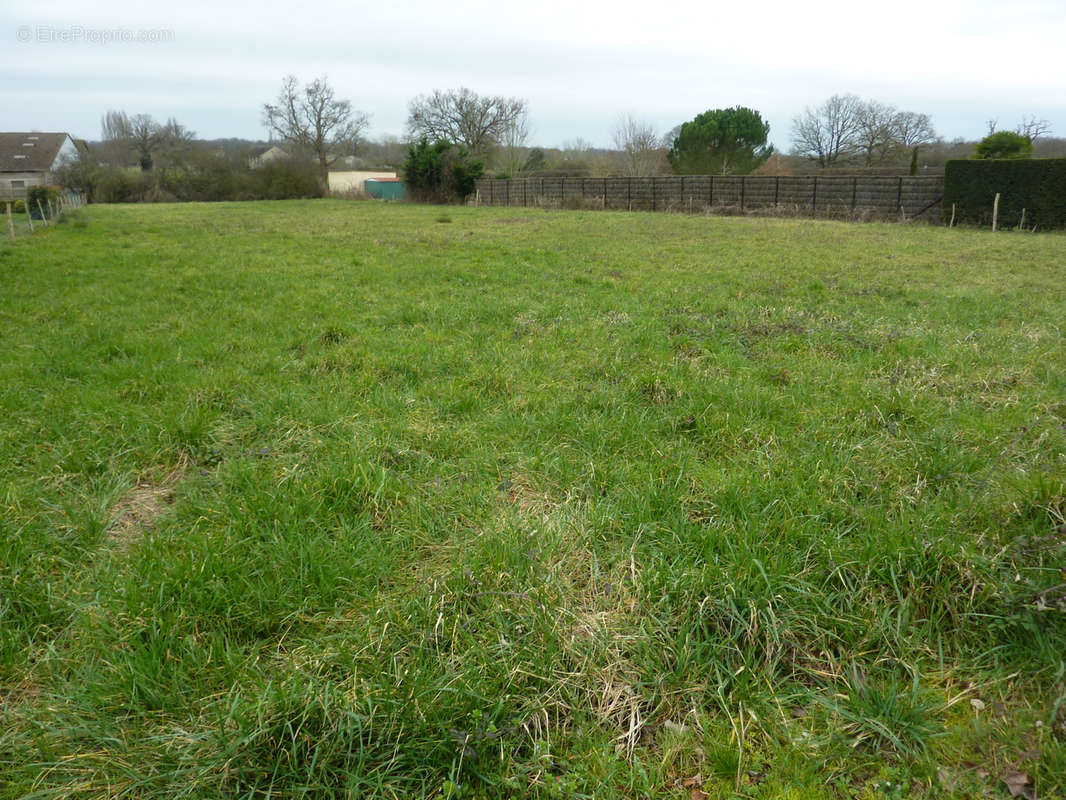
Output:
(407, 88), (527, 157)
(613, 113), (661, 177)
(263, 75), (369, 187)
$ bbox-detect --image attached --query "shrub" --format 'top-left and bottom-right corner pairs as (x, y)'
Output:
(246, 158), (323, 200)
(96, 169), (154, 203)
(943, 158), (1066, 228)
(402, 139), (483, 203)
(26, 186), (62, 219)
(974, 131), (1034, 160)
(162, 154), (239, 202)
(91, 158), (322, 204)
(52, 149), (103, 203)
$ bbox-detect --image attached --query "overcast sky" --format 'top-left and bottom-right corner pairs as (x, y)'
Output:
(4, 0), (1065, 150)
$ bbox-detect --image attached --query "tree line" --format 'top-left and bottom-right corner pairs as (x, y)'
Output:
(59, 109), (324, 203)
(55, 76), (1059, 204)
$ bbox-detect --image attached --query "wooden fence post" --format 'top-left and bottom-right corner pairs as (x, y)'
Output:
(37, 200), (49, 226)
(992, 193), (1000, 231)
(6, 202), (14, 244)
(851, 176), (857, 212)
(740, 176), (745, 212)
(709, 175), (714, 209)
(896, 177), (903, 213)
(811, 176), (817, 212)
(774, 176), (780, 206)
(25, 200), (34, 233)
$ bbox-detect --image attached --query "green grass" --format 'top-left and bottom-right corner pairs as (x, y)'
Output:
(1, 199), (1064, 798)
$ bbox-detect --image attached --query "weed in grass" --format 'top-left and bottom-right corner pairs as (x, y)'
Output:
(55, 210), (88, 228)
(816, 664), (945, 758)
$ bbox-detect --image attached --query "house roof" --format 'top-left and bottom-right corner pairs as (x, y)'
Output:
(0, 132), (73, 172)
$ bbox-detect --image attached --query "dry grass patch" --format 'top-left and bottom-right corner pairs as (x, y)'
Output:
(106, 456), (189, 550)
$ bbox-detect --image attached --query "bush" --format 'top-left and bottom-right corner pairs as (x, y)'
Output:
(52, 149), (103, 203)
(245, 159), (323, 200)
(96, 169), (154, 203)
(161, 154), (239, 202)
(92, 158), (323, 204)
(26, 186), (62, 219)
(943, 158), (1066, 229)
(403, 139), (483, 203)
(974, 131), (1034, 160)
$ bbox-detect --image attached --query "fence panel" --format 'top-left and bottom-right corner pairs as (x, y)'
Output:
(474, 175), (944, 220)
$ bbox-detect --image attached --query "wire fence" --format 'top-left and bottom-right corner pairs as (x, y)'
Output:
(2, 191), (86, 244)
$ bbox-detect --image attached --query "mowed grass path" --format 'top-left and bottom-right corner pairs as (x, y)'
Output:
(1, 201), (1064, 798)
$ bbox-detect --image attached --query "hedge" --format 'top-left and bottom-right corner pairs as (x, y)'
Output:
(943, 158), (1066, 229)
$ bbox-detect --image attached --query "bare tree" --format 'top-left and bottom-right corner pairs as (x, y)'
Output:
(498, 108), (531, 176)
(100, 109), (134, 167)
(1017, 115), (1052, 142)
(560, 137), (596, 157)
(127, 114), (163, 172)
(155, 118), (196, 175)
(794, 96), (938, 167)
(101, 109), (132, 142)
(856, 100), (898, 166)
(100, 110), (190, 172)
(263, 75), (370, 187)
(790, 94), (865, 167)
(892, 111), (937, 150)
(406, 88), (527, 157)
(613, 113), (660, 177)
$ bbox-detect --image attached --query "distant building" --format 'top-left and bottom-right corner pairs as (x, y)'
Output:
(327, 170), (399, 195)
(0, 132), (86, 198)
(248, 145), (288, 168)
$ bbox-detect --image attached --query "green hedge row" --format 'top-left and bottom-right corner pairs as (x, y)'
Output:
(943, 158), (1066, 229)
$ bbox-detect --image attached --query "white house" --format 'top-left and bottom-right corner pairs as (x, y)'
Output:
(0, 132), (85, 198)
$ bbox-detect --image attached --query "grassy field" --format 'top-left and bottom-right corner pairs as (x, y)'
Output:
(1, 200), (1064, 799)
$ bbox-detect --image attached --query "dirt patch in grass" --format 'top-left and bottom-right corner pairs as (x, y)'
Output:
(2, 675), (42, 711)
(107, 457), (189, 550)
